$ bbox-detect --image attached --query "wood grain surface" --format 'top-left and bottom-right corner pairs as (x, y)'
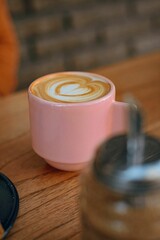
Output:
(0, 52), (160, 240)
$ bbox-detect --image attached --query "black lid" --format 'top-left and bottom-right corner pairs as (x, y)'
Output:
(0, 173), (19, 239)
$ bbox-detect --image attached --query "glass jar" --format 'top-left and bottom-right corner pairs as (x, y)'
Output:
(81, 135), (160, 240)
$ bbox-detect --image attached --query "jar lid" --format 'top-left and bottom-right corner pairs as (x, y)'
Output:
(93, 97), (160, 194)
(94, 134), (160, 194)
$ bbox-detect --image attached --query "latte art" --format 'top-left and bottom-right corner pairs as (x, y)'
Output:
(30, 73), (111, 103)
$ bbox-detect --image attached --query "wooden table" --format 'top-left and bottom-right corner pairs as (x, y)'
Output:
(0, 52), (160, 240)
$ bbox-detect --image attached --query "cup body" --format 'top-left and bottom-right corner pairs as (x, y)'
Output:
(28, 72), (126, 171)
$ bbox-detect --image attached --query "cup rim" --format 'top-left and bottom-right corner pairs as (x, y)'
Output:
(28, 71), (115, 107)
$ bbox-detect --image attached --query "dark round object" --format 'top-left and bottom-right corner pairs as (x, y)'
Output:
(0, 173), (19, 239)
(94, 134), (160, 194)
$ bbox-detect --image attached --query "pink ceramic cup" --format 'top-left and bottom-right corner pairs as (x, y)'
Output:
(28, 72), (127, 171)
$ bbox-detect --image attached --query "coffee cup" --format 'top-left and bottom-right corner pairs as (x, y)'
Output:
(28, 71), (127, 171)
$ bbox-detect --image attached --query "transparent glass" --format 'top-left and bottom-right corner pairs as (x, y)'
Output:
(81, 167), (160, 240)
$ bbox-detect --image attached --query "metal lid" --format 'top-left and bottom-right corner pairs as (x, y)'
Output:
(93, 97), (160, 194)
(94, 134), (160, 194)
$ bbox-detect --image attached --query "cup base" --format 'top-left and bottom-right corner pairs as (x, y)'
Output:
(45, 159), (88, 171)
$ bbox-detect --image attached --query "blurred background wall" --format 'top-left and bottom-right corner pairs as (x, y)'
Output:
(8, 0), (160, 90)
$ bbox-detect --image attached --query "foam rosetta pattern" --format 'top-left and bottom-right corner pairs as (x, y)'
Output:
(31, 73), (111, 103)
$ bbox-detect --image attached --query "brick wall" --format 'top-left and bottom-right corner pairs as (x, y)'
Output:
(8, 0), (160, 90)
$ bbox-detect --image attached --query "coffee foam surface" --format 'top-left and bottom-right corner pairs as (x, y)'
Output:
(30, 73), (111, 103)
